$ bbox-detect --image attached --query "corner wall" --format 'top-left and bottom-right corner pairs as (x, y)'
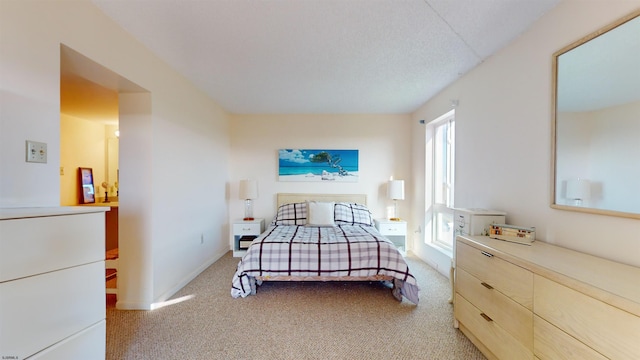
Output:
(411, 0), (640, 269)
(1, 0), (231, 309)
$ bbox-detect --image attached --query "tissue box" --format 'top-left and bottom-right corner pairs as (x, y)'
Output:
(489, 224), (535, 245)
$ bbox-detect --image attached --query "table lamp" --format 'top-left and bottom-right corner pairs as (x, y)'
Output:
(239, 179), (258, 221)
(388, 179), (405, 221)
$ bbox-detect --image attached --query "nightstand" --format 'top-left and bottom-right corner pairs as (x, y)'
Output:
(232, 218), (264, 257)
(374, 219), (407, 254)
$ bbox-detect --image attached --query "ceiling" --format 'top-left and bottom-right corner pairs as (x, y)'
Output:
(89, 0), (559, 114)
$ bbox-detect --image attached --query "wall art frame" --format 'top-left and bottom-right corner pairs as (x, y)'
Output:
(278, 149), (359, 182)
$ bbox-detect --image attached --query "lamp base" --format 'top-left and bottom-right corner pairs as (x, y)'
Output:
(389, 217), (401, 221)
(243, 199), (254, 222)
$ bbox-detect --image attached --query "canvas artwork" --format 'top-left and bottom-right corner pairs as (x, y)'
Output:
(278, 149), (359, 182)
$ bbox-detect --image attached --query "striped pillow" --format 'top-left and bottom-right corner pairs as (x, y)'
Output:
(271, 202), (307, 225)
(334, 202), (373, 226)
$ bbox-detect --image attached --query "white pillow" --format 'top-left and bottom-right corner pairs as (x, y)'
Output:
(306, 201), (335, 226)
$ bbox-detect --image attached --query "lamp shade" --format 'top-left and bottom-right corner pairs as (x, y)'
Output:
(388, 180), (405, 200)
(239, 179), (258, 200)
(566, 178), (590, 200)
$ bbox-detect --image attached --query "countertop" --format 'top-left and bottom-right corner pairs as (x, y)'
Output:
(0, 206), (110, 220)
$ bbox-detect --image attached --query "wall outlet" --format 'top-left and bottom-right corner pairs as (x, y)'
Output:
(26, 140), (47, 163)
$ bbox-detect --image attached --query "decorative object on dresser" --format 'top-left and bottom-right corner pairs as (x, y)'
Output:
(78, 167), (96, 204)
(454, 235), (640, 360)
(239, 179), (258, 221)
(231, 193), (419, 304)
(489, 224), (535, 245)
(101, 181), (111, 203)
(387, 179), (405, 221)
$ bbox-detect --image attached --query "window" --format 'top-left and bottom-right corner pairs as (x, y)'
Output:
(425, 110), (455, 249)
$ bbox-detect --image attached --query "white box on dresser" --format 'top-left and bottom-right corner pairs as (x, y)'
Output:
(0, 207), (108, 360)
(454, 235), (640, 360)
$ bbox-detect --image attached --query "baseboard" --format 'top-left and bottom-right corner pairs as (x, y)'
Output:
(115, 249), (228, 310)
(150, 249), (228, 310)
(115, 300), (152, 310)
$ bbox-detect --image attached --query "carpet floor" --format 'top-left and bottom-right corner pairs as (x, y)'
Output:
(106, 252), (485, 359)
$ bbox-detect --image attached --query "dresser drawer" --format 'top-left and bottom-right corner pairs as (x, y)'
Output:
(456, 268), (532, 350)
(233, 222), (262, 235)
(457, 241), (533, 309)
(534, 315), (606, 360)
(534, 275), (640, 360)
(0, 212), (105, 282)
(0, 262), (105, 358)
(455, 293), (533, 360)
(30, 320), (106, 360)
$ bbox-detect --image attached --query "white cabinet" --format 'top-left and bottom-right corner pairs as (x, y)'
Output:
(232, 218), (264, 257)
(374, 219), (407, 253)
(0, 207), (107, 360)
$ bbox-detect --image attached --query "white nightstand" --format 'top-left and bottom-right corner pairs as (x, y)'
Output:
(374, 219), (407, 254)
(232, 218), (264, 257)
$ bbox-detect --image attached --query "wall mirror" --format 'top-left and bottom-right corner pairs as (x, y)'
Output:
(551, 10), (640, 219)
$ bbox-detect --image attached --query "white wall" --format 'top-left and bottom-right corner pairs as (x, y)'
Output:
(229, 114), (412, 228)
(59, 114), (108, 206)
(0, 0), (230, 309)
(411, 0), (640, 269)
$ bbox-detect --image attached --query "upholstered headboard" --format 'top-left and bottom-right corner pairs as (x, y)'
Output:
(276, 193), (367, 209)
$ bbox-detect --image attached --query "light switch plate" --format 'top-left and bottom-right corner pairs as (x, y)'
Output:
(26, 140), (47, 163)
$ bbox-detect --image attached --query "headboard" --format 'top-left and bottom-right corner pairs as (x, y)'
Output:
(276, 193), (367, 208)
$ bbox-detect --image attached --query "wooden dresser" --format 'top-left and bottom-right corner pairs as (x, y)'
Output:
(0, 207), (108, 359)
(454, 235), (640, 360)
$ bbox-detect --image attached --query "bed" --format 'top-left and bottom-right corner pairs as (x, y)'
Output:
(231, 193), (419, 304)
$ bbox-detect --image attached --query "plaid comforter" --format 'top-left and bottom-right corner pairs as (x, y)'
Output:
(231, 224), (419, 304)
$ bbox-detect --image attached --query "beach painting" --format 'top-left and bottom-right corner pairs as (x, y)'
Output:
(278, 149), (359, 182)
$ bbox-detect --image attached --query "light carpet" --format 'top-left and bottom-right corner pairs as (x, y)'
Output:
(106, 252), (485, 359)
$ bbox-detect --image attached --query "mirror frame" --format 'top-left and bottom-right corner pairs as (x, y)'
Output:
(551, 9), (640, 220)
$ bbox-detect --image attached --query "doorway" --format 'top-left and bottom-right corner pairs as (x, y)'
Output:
(60, 44), (148, 309)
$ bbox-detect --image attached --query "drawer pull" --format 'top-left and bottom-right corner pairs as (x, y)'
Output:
(480, 282), (494, 290)
(480, 313), (493, 322)
(481, 251), (494, 258)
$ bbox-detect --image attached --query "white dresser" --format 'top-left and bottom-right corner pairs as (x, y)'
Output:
(0, 207), (108, 360)
(455, 235), (640, 360)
